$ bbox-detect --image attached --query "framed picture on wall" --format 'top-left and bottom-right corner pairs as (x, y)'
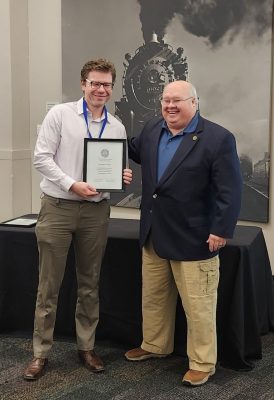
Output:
(62, 0), (273, 222)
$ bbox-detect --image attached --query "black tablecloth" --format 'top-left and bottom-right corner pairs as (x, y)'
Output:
(0, 218), (273, 370)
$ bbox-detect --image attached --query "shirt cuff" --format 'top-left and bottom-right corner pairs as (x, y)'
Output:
(60, 176), (76, 192)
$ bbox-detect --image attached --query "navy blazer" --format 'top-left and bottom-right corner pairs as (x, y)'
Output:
(128, 115), (242, 261)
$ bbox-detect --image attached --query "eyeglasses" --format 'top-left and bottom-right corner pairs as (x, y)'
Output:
(85, 79), (113, 89)
(160, 97), (193, 106)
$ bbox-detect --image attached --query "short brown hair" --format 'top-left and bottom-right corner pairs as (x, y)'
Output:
(81, 58), (116, 84)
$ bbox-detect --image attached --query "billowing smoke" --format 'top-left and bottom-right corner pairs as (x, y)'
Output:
(137, 0), (272, 45)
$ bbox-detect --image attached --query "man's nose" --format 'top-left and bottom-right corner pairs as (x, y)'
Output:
(97, 84), (106, 91)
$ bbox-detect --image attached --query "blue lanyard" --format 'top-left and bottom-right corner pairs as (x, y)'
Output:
(83, 98), (108, 139)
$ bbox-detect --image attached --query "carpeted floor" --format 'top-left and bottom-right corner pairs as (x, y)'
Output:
(0, 333), (274, 400)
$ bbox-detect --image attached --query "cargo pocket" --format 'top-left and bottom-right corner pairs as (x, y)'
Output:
(199, 258), (219, 295)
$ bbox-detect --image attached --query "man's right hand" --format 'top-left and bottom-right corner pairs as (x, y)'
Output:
(70, 182), (99, 198)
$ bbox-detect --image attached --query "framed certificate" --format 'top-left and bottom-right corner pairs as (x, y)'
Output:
(0, 215), (37, 227)
(83, 138), (126, 192)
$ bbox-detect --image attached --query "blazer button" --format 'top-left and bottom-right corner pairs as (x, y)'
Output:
(152, 194), (157, 199)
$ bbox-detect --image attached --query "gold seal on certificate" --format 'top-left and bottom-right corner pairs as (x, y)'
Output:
(83, 138), (126, 192)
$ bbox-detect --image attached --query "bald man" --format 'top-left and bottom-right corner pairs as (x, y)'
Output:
(125, 81), (242, 386)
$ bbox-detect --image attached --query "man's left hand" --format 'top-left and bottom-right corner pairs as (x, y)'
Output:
(207, 234), (227, 252)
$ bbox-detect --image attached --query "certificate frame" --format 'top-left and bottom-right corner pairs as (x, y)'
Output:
(0, 215), (38, 227)
(83, 138), (126, 192)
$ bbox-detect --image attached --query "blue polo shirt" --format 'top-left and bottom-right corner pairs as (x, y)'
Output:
(157, 112), (199, 182)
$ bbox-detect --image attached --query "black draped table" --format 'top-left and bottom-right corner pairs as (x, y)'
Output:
(0, 218), (273, 370)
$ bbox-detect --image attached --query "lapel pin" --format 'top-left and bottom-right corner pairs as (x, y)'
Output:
(193, 135), (198, 141)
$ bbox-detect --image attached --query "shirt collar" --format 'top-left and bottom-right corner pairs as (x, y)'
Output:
(77, 98), (109, 122)
(162, 111), (200, 134)
(184, 111), (199, 133)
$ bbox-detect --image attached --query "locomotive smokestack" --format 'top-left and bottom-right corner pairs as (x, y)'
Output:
(150, 32), (159, 43)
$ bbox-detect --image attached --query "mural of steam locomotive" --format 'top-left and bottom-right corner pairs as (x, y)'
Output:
(112, 34), (188, 207)
(240, 155), (253, 181)
(240, 152), (270, 197)
(115, 33), (188, 138)
(111, 33), (270, 212)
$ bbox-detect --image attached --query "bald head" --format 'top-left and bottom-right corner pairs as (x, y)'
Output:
(163, 81), (198, 104)
(161, 81), (198, 132)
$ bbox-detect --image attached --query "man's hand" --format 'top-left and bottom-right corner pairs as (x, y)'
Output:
(70, 182), (98, 198)
(123, 168), (132, 185)
(207, 234), (227, 252)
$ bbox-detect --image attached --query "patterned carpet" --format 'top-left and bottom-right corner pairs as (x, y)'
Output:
(0, 333), (274, 400)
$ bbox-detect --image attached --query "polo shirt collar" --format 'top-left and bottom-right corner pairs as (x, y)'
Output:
(162, 111), (200, 134)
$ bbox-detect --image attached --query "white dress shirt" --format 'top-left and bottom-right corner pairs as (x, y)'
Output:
(34, 98), (127, 202)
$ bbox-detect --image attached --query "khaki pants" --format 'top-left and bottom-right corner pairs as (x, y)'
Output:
(33, 195), (110, 358)
(141, 238), (219, 372)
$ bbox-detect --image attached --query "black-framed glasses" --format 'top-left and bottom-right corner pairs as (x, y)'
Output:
(85, 79), (114, 89)
(160, 97), (193, 106)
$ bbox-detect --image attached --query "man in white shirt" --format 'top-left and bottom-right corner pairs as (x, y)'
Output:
(23, 59), (132, 380)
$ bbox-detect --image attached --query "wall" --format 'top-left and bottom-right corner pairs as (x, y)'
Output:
(0, 0), (31, 219)
(0, 0), (12, 218)
(0, 0), (273, 272)
(28, 0), (62, 207)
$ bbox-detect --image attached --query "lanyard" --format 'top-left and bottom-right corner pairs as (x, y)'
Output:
(83, 98), (108, 139)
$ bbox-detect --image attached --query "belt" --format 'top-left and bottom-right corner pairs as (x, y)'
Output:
(42, 193), (107, 205)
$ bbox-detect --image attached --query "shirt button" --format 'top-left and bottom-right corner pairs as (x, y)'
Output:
(153, 194), (157, 199)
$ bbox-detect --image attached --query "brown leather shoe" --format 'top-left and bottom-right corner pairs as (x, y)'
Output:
(23, 357), (48, 380)
(182, 369), (215, 386)
(78, 350), (105, 373)
(125, 347), (169, 361)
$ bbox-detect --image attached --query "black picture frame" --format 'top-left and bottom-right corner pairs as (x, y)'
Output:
(83, 138), (126, 192)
